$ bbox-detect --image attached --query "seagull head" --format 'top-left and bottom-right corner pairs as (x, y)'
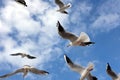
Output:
(23, 65), (31, 69)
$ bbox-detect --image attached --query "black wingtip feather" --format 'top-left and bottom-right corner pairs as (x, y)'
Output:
(92, 76), (98, 80)
(57, 21), (65, 32)
(62, 11), (68, 14)
(107, 63), (111, 70)
(64, 54), (73, 64)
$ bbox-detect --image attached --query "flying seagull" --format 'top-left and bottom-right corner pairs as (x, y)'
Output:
(15, 0), (27, 7)
(55, 0), (71, 14)
(10, 53), (36, 59)
(57, 21), (95, 47)
(0, 65), (49, 78)
(64, 54), (97, 80)
(106, 63), (120, 80)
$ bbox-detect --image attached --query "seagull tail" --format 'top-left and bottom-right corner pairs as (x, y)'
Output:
(67, 3), (71, 8)
(87, 62), (94, 71)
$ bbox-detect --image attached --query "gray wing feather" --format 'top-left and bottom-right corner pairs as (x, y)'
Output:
(55, 0), (64, 8)
(107, 69), (118, 79)
(0, 68), (24, 78)
(106, 63), (118, 79)
(64, 55), (84, 74)
(30, 68), (49, 75)
(61, 32), (78, 42)
(10, 53), (23, 56)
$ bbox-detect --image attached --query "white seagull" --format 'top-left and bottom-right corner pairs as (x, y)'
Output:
(106, 63), (120, 80)
(0, 65), (49, 79)
(55, 0), (71, 14)
(64, 54), (97, 80)
(57, 21), (95, 47)
(15, 0), (27, 7)
(10, 53), (36, 59)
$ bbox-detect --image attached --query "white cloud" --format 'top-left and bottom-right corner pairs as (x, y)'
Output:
(0, 0), (68, 74)
(92, 13), (120, 32)
(99, 0), (120, 14)
(91, 0), (120, 32)
(70, 2), (92, 24)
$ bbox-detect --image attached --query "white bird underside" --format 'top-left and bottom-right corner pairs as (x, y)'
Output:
(55, 0), (71, 14)
(57, 3), (71, 12)
(64, 54), (97, 80)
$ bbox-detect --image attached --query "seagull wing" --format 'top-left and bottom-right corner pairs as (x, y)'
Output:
(55, 0), (64, 8)
(77, 32), (90, 42)
(30, 68), (49, 75)
(57, 21), (78, 42)
(10, 53), (23, 56)
(0, 68), (24, 78)
(87, 74), (97, 80)
(106, 63), (118, 79)
(15, 0), (27, 7)
(64, 54), (84, 74)
(26, 55), (36, 59)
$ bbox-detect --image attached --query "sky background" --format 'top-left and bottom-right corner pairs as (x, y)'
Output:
(0, 0), (120, 80)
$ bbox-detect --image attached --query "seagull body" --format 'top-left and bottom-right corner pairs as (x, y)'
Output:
(106, 63), (120, 80)
(64, 54), (97, 80)
(57, 21), (95, 47)
(15, 0), (27, 7)
(55, 0), (71, 14)
(10, 53), (36, 59)
(0, 65), (49, 78)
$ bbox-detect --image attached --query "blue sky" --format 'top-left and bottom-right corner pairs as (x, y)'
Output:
(0, 0), (120, 80)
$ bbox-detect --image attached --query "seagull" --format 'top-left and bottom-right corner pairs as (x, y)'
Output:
(55, 0), (71, 14)
(64, 54), (97, 80)
(106, 63), (120, 80)
(15, 0), (27, 7)
(10, 53), (36, 59)
(57, 21), (95, 47)
(0, 65), (49, 78)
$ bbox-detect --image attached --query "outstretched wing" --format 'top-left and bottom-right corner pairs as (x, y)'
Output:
(55, 0), (64, 8)
(0, 68), (24, 78)
(10, 53), (23, 56)
(15, 0), (27, 7)
(57, 21), (78, 42)
(30, 68), (49, 75)
(106, 63), (118, 79)
(77, 32), (90, 42)
(26, 55), (36, 59)
(64, 54), (84, 74)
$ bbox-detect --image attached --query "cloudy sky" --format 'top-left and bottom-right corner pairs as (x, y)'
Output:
(0, 0), (120, 80)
